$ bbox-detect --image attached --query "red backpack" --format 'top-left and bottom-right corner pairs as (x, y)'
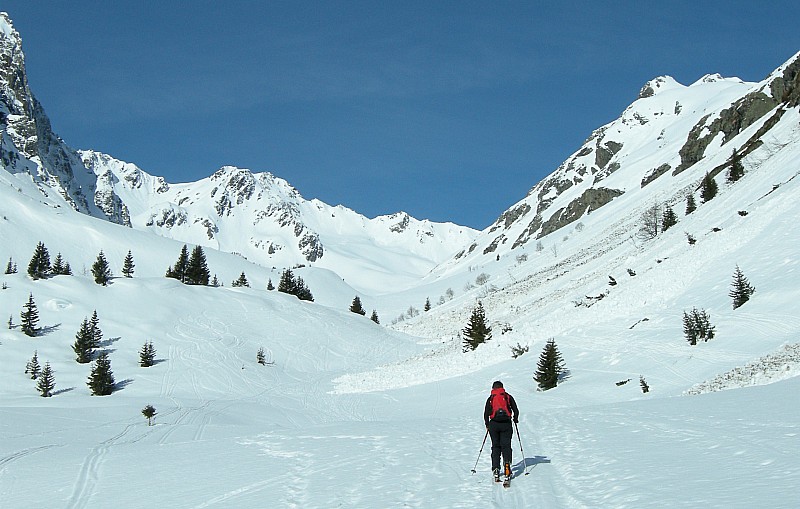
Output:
(490, 388), (511, 421)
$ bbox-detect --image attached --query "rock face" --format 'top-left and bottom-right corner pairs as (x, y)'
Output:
(0, 13), (129, 225)
(445, 51), (800, 269)
(675, 54), (800, 175)
(2, 12), (476, 281)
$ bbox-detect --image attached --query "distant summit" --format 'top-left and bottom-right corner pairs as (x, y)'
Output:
(1, 11), (476, 292)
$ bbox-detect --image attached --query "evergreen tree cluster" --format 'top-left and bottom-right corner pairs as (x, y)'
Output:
(232, 272), (250, 287)
(51, 252), (72, 275)
(533, 338), (566, 391)
(5, 257), (18, 274)
(166, 245), (210, 285)
(462, 301), (492, 352)
(277, 269), (314, 301)
(140, 341), (157, 367)
(24, 349), (56, 398)
(682, 308), (715, 345)
(72, 311), (104, 363)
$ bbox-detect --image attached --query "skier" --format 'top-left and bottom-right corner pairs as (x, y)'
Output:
(484, 380), (519, 484)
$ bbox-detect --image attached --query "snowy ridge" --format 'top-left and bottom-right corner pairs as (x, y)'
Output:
(81, 150), (477, 294)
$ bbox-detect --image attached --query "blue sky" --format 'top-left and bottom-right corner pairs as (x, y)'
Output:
(4, 2), (800, 228)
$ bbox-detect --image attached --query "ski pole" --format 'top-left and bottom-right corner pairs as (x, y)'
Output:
(514, 421), (530, 475)
(470, 429), (489, 474)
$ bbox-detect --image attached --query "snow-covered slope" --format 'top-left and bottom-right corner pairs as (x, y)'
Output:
(2, 10), (800, 508)
(451, 52), (799, 265)
(80, 151), (476, 294)
(1, 13), (476, 296)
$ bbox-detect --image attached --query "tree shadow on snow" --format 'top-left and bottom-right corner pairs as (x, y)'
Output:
(51, 387), (75, 396)
(113, 379), (134, 392)
(98, 336), (121, 348)
(38, 323), (61, 336)
(514, 455), (551, 477)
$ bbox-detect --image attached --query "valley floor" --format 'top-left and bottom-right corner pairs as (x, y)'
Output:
(2, 375), (798, 508)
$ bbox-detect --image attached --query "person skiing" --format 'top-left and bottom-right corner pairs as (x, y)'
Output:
(484, 380), (519, 483)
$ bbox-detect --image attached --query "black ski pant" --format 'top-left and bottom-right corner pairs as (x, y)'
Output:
(488, 419), (513, 471)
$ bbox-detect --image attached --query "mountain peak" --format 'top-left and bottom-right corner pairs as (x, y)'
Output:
(637, 75), (681, 99)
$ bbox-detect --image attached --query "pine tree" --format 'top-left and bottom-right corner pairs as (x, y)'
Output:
(685, 193), (697, 215)
(639, 375), (650, 394)
(72, 317), (95, 363)
(266, 278), (274, 291)
(683, 308), (715, 345)
(729, 265), (756, 310)
(166, 245), (190, 283)
(27, 241), (51, 280)
(462, 301), (492, 352)
(295, 277), (314, 301)
(185, 246), (210, 285)
(370, 310), (380, 324)
(142, 405), (157, 426)
(51, 252), (68, 275)
(278, 269), (296, 294)
(62, 262), (72, 275)
(211, 274), (220, 287)
(533, 338), (566, 390)
(25, 350), (41, 379)
(122, 250), (135, 278)
(727, 150), (745, 183)
(20, 293), (40, 337)
(661, 204), (678, 231)
(89, 310), (103, 350)
(232, 272), (250, 287)
(257, 347), (267, 365)
(350, 296), (366, 315)
(5, 257), (16, 274)
(91, 250), (112, 286)
(36, 362), (56, 397)
(139, 341), (156, 367)
(700, 172), (718, 203)
(424, 298), (431, 312)
(87, 353), (115, 396)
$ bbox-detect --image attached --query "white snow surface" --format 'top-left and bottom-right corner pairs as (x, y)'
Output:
(2, 109), (800, 508)
(2, 16), (800, 506)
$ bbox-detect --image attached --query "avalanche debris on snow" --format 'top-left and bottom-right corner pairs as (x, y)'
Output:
(686, 343), (800, 395)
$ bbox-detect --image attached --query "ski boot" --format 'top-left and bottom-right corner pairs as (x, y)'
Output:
(493, 468), (501, 482)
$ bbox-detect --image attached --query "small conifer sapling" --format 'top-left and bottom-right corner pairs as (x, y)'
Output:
(142, 405), (157, 426)
(25, 350), (41, 379)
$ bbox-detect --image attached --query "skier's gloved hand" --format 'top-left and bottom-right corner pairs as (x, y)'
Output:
(513, 418), (519, 424)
